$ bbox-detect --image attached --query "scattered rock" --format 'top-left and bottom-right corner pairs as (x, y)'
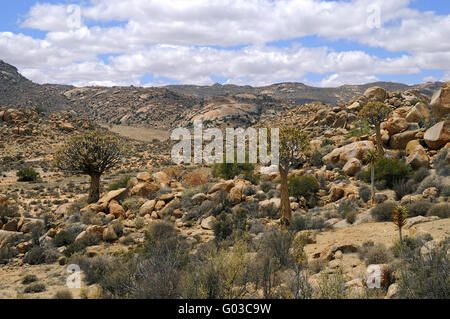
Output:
(424, 121), (450, 149)
(430, 81), (450, 118)
(201, 216), (216, 230)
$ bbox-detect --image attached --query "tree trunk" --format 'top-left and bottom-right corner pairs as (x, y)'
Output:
(279, 165), (292, 227)
(371, 164), (375, 205)
(399, 228), (403, 243)
(375, 123), (384, 155)
(88, 174), (101, 204)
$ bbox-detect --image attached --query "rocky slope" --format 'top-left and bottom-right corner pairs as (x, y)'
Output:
(0, 60), (73, 112)
(0, 60), (443, 130)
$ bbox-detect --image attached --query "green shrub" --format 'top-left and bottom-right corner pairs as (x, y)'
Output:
(364, 158), (412, 188)
(310, 150), (323, 168)
(288, 175), (320, 201)
(213, 213), (233, 241)
(24, 283), (46, 294)
(427, 203), (450, 218)
(16, 168), (39, 182)
(122, 196), (144, 213)
(212, 160), (256, 181)
(346, 120), (371, 138)
(107, 176), (131, 191)
(63, 242), (86, 257)
(371, 201), (397, 222)
(22, 274), (38, 285)
(53, 231), (76, 247)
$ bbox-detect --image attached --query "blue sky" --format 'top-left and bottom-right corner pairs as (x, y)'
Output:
(0, 0), (449, 87)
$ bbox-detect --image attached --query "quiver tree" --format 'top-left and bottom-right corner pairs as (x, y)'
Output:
(359, 101), (392, 155)
(364, 149), (379, 205)
(279, 127), (311, 227)
(392, 206), (408, 243)
(55, 130), (123, 203)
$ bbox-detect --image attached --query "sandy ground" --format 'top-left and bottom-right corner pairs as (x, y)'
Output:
(101, 124), (170, 142)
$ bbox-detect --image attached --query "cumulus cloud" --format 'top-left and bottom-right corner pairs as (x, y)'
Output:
(0, 0), (448, 86)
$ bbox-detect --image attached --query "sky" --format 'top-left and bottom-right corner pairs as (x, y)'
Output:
(0, 0), (449, 88)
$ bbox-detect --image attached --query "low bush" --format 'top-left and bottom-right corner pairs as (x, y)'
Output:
(371, 201), (397, 222)
(427, 203), (450, 218)
(358, 241), (392, 265)
(24, 283), (46, 294)
(53, 231), (76, 247)
(16, 168), (39, 182)
(212, 160), (256, 181)
(288, 175), (320, 202)
(213, 213), (233, 241)
(406, 200), (433, 217)
(364, 158), (412, 188)
(411, 167), (430, 183)
(23, 247), (60, 265)
(0, 246), (17, 264)
(397, 239), (449, 298)
(393, 178), (417, 200)
(107, 176), (131, 191)
(53, 289), (73, 299)
(288, 215), (326, 232)
(358, 184), (371, 203)
(63, 242), (86, 257)
(22, 274), (38, 284)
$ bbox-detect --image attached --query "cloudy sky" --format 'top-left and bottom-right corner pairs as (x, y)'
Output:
(0, 0), (449, 87)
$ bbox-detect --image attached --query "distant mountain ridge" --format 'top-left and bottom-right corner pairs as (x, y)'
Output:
(166, 81), (442, 105)
(0, 59), (74, 111)
(0, 59), (443, 129)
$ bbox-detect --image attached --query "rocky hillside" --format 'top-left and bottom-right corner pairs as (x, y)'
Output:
(0, 60), (443, 130)
(167, 81), (443, 105)
(0, 60), (73, 112)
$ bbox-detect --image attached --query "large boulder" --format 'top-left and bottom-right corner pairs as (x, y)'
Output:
(382, 118), (408, 135)
(406, 145), (430, 169)
(103, 226), (118, 242)
(424, 121), (450, 149)
(2, 219), (18, 232)
(98, 188), (128, 207)
(389, 130), (419, 149)
(153, 171), (171, 187)
(0, 230), (24, 248)
(130, 182), (160, 198)
(323, 141), (375, 165)
(364, 86), (388, 101)
(343, 158), (361, 176)
(139, 200), (156, 216)
(108, 200), (125, 219)
(406, 102), (431, 123)
(430, 81), (450, 118)
(201, 216), (216, 230)
(208, 181), (235, 194)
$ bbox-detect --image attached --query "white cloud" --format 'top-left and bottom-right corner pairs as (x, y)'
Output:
(1, 0), (448, 87)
